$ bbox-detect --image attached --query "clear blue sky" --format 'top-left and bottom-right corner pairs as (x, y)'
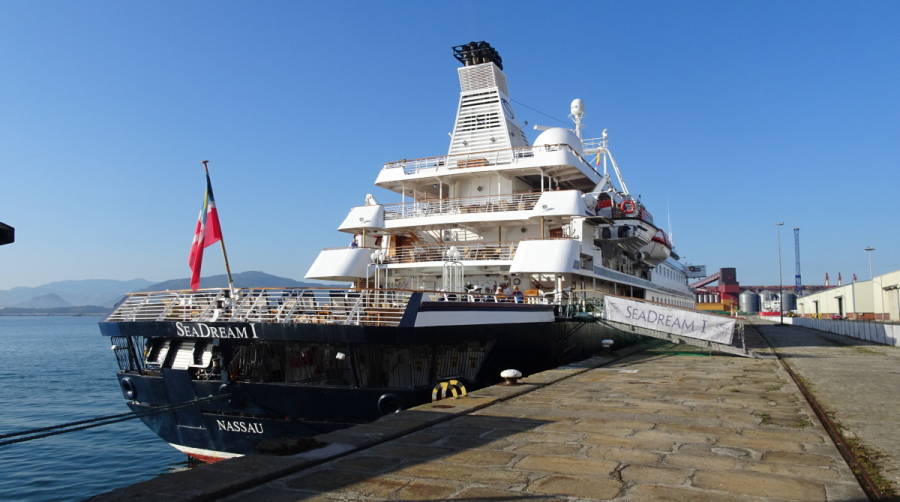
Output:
(1, 1), (898, 289)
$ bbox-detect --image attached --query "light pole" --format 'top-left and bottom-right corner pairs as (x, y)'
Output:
(776, 222), (785, 325)
(864, 246), (879, 320)
(864, 246), (876, 279)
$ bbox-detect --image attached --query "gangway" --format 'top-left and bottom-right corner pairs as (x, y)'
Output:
(577, 295), (755, 358)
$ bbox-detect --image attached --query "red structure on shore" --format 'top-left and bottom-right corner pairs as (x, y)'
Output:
(690, 267), (742, 305)
(690, 266), (829, 309)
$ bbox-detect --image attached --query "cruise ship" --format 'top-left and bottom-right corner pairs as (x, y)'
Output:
(99, 41), (694, 462)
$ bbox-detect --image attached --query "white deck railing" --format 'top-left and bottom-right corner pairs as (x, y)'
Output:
(580, 137), (607, 153)
(106, 288), (413, 326)
(382, 143), (600, 177)
(383, 241), (518, 264)
(105, 287), (546, 327)
(383, 192), (541, 221)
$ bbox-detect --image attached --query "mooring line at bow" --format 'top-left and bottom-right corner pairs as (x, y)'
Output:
(0, 393), (229, 447)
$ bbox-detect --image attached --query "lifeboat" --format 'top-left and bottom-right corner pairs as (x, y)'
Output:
(639, 230), (672, 266)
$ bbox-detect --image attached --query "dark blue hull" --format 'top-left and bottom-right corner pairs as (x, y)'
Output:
(105, 319), (628, 460)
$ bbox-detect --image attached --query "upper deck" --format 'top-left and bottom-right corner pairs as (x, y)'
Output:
(103, 287), (553, 329)
(374, 142), (604, 195)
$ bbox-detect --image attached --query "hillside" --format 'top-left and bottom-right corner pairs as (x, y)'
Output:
(0, 272), (325, 310)
(0, 305), (111, 316)
(0, 278), (152, 308)
(142, 271), (320, 291)
(13, 293), (72, 309)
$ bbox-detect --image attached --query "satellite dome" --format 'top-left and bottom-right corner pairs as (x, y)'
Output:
(570, 98), (584, 117)
(533, 127), (583, 156)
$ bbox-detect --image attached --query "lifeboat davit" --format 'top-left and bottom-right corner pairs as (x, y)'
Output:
(594, 195), (658, 253)
(640, 230), (672, 266)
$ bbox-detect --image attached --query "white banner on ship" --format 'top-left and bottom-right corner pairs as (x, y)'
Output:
(604, 296), (735, 345)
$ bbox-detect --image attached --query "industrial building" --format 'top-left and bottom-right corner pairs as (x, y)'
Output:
(690, 266), (820, 315)
(690, 267), (741, 311)
(797, 270), (900, 321)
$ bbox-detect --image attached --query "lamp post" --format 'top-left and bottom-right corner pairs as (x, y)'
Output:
(864, 246), (880, 320)
(864, 246), (876, 279)
(776, 222), (784, 325)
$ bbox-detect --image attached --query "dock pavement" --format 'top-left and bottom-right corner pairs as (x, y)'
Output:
(758, 323), (900, 497)
(93, 328), (890, 502)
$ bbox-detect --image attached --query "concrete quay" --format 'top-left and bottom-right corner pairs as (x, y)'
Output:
(94, 339), (870, 502)
(759, 323), (900, 497)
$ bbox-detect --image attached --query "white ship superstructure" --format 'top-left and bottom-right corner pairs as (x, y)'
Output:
(306, 41), (693, 308)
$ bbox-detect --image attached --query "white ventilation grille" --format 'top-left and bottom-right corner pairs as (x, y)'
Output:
(458, 64), (509, 95)
(448, 63), (526, 156)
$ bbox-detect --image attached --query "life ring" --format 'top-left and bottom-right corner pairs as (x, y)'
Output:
(377, 393), (404, 415)
(120, 377), (135, 400)
(512, 278), (521, 286)
(618, 200), (636, 215)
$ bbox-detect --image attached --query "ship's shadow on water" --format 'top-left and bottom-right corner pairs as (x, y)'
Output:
(233, 411), (555, 500)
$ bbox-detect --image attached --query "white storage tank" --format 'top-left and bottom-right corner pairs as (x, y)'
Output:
(782, 292), (797, 311)
(739, 291), (761, 313)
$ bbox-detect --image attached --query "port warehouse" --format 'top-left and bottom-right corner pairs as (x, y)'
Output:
(687, 265), (900, 321)
(794, 269), (900, 321)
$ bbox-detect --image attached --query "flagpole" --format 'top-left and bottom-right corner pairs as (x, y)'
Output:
(202, 160), (235, 293)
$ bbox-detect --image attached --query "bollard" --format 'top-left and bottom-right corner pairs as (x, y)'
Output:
(500, 369), (522, 385)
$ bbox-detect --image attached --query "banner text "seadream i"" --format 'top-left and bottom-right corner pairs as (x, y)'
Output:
(175, 322), (258, 339)
(624, 305), (707, 333)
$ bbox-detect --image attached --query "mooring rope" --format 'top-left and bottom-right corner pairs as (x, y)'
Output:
(0, 393), (229, 447)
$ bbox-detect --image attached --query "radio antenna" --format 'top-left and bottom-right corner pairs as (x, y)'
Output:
(667, 199), (674, 246)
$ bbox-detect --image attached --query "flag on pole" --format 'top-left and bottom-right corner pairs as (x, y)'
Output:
(188, 170), (223, 290)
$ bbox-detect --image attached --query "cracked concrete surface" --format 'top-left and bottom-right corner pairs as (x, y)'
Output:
(216, 342), (867, 501)
(758, 323), (900, 496)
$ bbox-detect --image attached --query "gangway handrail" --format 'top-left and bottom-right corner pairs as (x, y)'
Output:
(561, 291), (753, 358)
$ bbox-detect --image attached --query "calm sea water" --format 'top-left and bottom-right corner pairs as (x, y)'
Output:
(0, 316), (185, 502)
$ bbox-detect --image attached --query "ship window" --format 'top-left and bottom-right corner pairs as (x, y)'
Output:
(353, 341), (492, 389)
(285, 344), (354, 386)
(433, 341), (492, 382)
(354, 345), (432, 389)
(228, 342), (354, 387)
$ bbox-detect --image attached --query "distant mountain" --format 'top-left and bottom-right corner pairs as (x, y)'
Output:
(0, 278), (153, 308)
(0, 305), (111, 316)
(141, 271), (320, 292)
(0, 273), (324, 309)
(13, 293), (71, 309)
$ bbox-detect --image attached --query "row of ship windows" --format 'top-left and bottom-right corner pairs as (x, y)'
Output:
(656, 266), (688, 285)
(648, 295), (693, 308)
